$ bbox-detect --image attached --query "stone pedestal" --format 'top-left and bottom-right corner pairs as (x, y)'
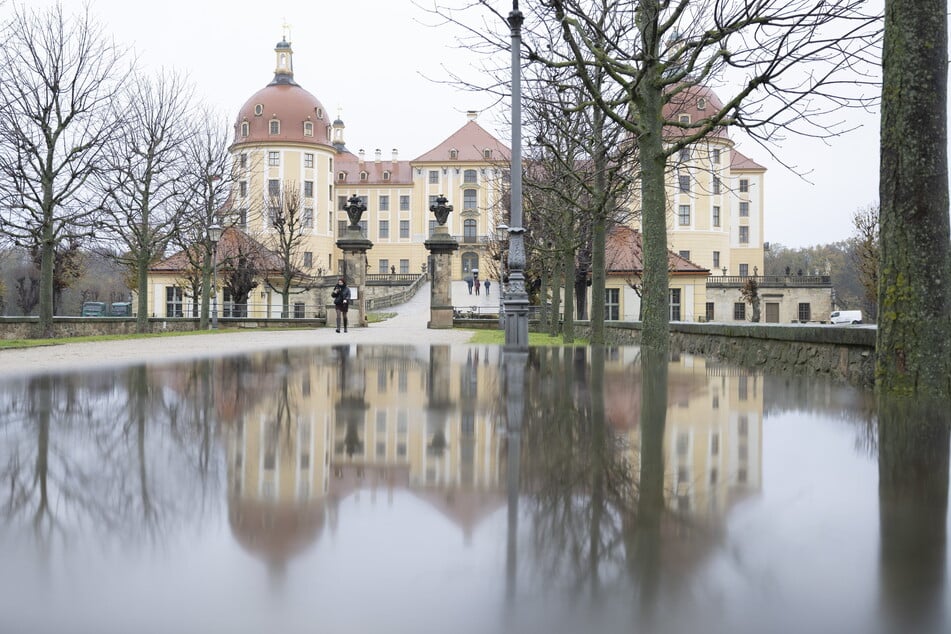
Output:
(335, 229), (373, 328)
(424, 228), (459, 329)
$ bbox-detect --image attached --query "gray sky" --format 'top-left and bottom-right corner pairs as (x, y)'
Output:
(50, 0), (885, 249)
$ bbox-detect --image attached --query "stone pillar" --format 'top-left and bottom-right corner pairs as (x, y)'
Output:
(424, 195), (459, 329)
(335, 195), (373, 328)
(425, 225), (459, 329)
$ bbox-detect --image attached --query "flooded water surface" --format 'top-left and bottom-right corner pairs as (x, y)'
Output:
(0, 344), (947, 634)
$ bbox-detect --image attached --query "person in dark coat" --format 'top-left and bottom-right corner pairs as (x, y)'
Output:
(331, 277), (351, 333)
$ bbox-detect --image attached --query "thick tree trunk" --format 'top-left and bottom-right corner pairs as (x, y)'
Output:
(549, 254), (562, 336)
(136, 249), (150, 332)
(877, 0), (951, 397)
(563, 254), (575, 344)
(38, 220), (55, 338)
(589, 108), (608, 345)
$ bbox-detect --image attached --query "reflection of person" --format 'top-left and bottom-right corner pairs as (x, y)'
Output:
(331, 277), (351, 332)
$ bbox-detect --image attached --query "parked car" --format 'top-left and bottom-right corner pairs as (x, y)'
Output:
(81, 301), (107, 317)
(109, 302), (132, 316)
(830, 310), (862, 325)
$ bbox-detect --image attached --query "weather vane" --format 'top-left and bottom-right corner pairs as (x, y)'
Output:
(281, 18), (291, 42)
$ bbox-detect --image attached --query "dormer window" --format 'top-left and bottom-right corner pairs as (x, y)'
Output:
(483, 149), (493, 159)
(383, 170), (391, 181)
(449, 149), (458, 160)
(360, 171), (369, 181)
(254, 104), (263, 116)
(679, 114), (691, 124)
(697, 97), (706, 110)
(240, 121), (249, 137)
(269, 119), (280, 135)
(303, 121), (314, 137)
(337, 172), (346, 181)
(316, 108), (324, 120)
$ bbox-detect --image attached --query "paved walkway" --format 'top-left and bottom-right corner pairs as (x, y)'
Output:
(0, 281), (500, 380)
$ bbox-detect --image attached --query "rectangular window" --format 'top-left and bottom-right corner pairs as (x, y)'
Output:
(713, 205), (721, 227)
(399, 195), (410, 211)
(463, 189), (477, 209)
(669, 288), (682, 321)
(429, 219), (437, 235)
(302, 207), (313, 228)
(605, 288), (619, 321)
(268, 179), (280, 197)
(239, 152), (248, 168)
(303, 252), (313, 268)
(400, 220), (410, 238)
(733, 302), (746, 320)
(705, 302), (715, 321)
(268, 151), (280, 166)
(338, 195), (348, 211)
(712, 148), (720, 164)
(739, 178), (749, 193)
(428, 170), (439, 184)
(165, 286), (184, 317)
(428, 195), (438, 208)
(238, 207), (248, 227)
(239, 181), (247, 197)
(338, 220), (348, 235)
(798, 303), (812, 322)
(679, 147), (690, 162)
(678, 205), (690, 226)
(678, 250), (690, 261)
(400, 259), (409, 274)
(678, 174), (690, 193)
(304, 153), (314, 168)
(712, 250), (720, 268)
(739, 201), (749, 217)
(379, 195), (389, 211)
(379, 259), (389, 274)
(358, 220), (368, 236)
(379, 220), (389, 238)
(739, 263), (749, 276)
(304, 181), (314, 198)
(712, 176), (721, 194)
(739, 225), (750, 244)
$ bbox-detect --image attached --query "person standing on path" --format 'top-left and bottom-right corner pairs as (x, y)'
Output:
(331, 277), (351, 332)
(474, 278), (481, 295)
(483, 279), (491, 296)
(466, 276), (473, 294)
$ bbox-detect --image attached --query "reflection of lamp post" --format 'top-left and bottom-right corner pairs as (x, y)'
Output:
(208, 223), (222, 329)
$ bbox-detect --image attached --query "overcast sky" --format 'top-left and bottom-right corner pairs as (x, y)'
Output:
(49, 0), (887, 250)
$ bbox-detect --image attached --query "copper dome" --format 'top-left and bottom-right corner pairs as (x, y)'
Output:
(233, 80), (331, 147)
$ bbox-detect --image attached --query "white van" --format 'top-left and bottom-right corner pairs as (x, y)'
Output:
(830, 310), (862, 324)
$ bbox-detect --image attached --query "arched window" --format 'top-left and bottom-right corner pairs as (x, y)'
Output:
(382, 170), (391, 181)
(269, 119), (280, 135)
(463, 189), (477, 209)
(463, 169), (477, 183)
(337, 172), (346, 181)
(449, 149), (458, 159)
(240, 121), (249, 137)
(360, 171), (368, 181)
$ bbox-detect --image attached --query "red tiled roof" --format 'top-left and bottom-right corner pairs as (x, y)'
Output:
(413, 119), (510, 163)
(730, 148), (766, 171)
(150, 226), (290, 275)
(335, 151), (414, 185)
(605, 226), (709, 274)
(663, 84), (731, 141)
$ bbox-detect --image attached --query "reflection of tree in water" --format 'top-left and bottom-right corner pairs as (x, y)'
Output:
(519, 347), (640, 594)
(878, 396), (949, 634)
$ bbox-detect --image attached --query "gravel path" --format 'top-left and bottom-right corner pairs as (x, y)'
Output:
(0, 281), (500, 380)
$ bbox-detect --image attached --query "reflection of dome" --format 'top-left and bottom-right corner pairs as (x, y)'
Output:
(232, 38), (331, 147)
(229, 497), (326, 570)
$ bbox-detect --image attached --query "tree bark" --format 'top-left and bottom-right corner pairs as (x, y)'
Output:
(877, 0), (951, 397)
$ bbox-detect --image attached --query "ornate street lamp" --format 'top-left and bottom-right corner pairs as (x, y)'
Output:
(504, 0), (529, 350)
(208, 223), (223, 329)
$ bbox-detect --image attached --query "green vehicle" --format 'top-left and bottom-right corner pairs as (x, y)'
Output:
(109, 302), (132, 316)
(81, 301), (107, 317)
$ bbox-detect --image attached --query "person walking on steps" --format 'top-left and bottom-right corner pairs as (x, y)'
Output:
(332, 277), (351, 332)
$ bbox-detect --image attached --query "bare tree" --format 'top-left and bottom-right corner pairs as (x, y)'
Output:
(175, 107), (233, 329)
(98, 69), (197, 332)
(851, 203), (879, 319)
(536, 0), (880, 352)
(877, 0), (949, 397)
(260, 182), (315, 317)
(0, 2), (127, 336)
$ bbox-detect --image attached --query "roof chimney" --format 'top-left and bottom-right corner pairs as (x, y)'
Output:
(375, 148), (382, 163)
(358, 149), (365, 163)
(466, 110), (478, 121)
(391, 148), (398, 163)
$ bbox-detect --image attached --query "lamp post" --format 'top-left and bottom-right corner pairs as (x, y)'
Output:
(504, 0), (529, 350)
(208, 223), (222, 329)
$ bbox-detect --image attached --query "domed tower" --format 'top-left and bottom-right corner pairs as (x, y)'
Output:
(229, 36), (337, 301)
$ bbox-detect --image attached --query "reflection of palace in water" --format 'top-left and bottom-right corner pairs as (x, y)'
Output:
(217, 345), (762, 570)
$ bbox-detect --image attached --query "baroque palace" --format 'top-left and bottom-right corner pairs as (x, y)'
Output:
(146, 36), (830, 323)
